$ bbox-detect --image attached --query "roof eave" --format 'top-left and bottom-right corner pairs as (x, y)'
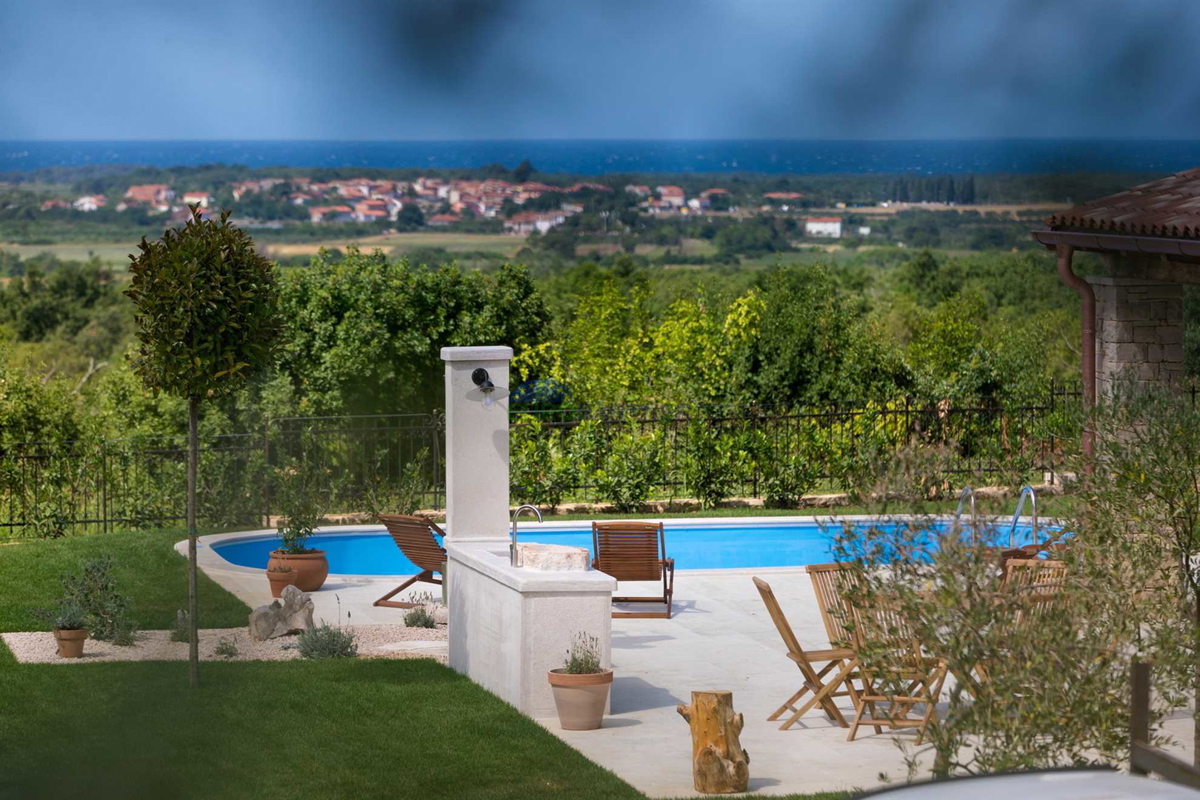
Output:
(1032, 228), (1200, 260)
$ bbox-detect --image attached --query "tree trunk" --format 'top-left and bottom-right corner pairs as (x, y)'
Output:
(677, 691), (750, 794)
(188, 396), (200, 689)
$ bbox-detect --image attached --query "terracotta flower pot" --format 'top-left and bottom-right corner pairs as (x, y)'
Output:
(548, 668), (613, 730)
(267, 550), (329, 592)
(53, 628), (88, 659)
(267, 568), (300, 598)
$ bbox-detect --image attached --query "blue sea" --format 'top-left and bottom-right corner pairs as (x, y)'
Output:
(4, 139), (1200, 176)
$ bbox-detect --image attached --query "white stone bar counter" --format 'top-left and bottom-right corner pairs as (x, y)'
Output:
(447, 539), (615, 717)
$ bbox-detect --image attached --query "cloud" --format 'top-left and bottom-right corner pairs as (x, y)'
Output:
(2, 0), (1200, 139)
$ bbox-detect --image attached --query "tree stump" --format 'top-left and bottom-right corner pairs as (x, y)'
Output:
(677, 690), (750, 794)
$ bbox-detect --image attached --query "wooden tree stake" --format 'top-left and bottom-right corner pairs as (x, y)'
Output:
(677, 690), (750, 794)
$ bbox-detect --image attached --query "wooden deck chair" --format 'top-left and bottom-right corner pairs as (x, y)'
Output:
(805, 562), (862, 649)
(807, 562), (887, 735)
(1002, 557), (1067, 624)
(373, 513), (447, 609)
(811, 562), (946, 743)
(591, 521), (675, 619)
(753, 576), (860, 730)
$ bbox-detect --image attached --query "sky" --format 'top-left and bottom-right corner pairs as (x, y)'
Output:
(2, 0), (1199, 141)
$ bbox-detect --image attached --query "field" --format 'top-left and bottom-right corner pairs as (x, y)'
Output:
(263, 230), (524, 259)
(2, 231), (526, 269)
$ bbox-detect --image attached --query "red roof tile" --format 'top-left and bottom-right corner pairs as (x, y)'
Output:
(1047, 168), (1200, 240)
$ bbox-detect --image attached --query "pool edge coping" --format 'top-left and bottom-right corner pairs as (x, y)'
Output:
(183, 513), (1048, 581)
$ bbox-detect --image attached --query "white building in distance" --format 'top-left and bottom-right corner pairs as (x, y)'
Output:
(804, 217), (843, 238)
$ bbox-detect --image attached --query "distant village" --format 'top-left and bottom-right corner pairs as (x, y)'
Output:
(37, 176), (860, 239)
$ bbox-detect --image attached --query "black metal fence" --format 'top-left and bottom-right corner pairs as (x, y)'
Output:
(0, 389), (1082, 539)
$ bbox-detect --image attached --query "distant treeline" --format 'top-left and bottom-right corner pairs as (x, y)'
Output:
(0, 162), (1168, 207)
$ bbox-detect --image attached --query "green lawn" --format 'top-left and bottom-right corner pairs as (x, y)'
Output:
(0, 530), (848, 800)
(0, 653), (848, 800)
(0, 527), (249, 633)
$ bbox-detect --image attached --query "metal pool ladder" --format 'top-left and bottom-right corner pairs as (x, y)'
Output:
(954, 486), (977, 542)
(1008, 485), (1038, 549)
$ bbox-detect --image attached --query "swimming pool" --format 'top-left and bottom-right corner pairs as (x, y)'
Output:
(210, 517), (1044, 576)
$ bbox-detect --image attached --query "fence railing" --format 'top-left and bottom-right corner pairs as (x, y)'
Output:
(0, 389), (1082, 539)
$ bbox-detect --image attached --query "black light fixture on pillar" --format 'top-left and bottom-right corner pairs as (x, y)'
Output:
(472, 367), (496, 406)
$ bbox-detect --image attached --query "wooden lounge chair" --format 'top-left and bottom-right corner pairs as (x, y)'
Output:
(373, 513), (447, 609)
(809, 562), (945, 743)
(753, 576), (860, 730)
(591, 521), (675, 619)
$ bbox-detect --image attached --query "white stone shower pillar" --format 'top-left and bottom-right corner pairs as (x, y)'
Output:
(441, 345), (512, 541)
(441, 344), (615, 719)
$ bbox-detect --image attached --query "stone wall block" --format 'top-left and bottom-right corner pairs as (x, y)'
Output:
(1134, 326), (1158, 343)
(1158, 327), (1184, 345)
(1115, 342), (1145, 362)
(1105, 321), (1135, 342)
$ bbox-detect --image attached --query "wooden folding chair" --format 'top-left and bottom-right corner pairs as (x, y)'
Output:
(373, 513), (446, 609)
(753, 576), (861, 730)
(1002, 557), (1067, 624)
(592, 521), (675, 619)
(810, 562), (946, 743)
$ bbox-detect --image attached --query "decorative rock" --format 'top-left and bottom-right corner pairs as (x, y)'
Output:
(248, 585), (315, 641)
(513, 543), (590, 571)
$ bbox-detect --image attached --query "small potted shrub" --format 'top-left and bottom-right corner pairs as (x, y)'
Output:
(547, 632), (612, 730)
(266, 564), (298, 598)
(266, 464), (328, 592)
(41, 602), (89, 659)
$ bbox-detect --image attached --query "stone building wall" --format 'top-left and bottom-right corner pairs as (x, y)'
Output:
(1088, 276), (1185, 394)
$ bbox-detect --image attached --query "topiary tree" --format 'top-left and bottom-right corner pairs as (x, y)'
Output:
(124, 208), (285, 687)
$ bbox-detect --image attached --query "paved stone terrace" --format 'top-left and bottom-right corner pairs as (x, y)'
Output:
(195, 539), (1196, 798)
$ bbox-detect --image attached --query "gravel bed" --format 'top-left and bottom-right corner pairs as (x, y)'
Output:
(2, 624), (447, 665)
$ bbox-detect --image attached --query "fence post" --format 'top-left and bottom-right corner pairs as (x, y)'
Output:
(1130, 660), (1151, 776)
(262, 419), (271, 528)
(101, 442), (108, 535)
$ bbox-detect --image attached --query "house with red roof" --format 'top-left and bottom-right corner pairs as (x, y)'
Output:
(308, 205), (354, 223)
(804, 217), (842, 238)
(124, 184), (174, 210)
(655, 185), (686, 208)
(504, 210), (566, 235)
(71, 195), (106, 212)
(427, 213), (462, 227)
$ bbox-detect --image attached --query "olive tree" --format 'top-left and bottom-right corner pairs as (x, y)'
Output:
(124, 209), (285, 687)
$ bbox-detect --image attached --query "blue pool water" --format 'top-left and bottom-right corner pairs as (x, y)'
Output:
(212, 519), (1043, 575)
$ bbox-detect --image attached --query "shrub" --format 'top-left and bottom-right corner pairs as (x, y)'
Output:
(404, 606), (436, 629)
(510, 418), (577, 510)
(274, 461), (325, 554)
(594, 427), (665, 512)
(759, 449), (819, 509)
(360, 448), (429, 517)
(830, 438), (1184, 781)
(214, 637), (239, 659)
(59, 557), (136, 644)
(170, 609), (190, 643)
(297, 623), (358, 660)
(34, 600), (88, 631)
(402, 591), (439, 628)
(562, 632), (602, 675)
(679, 421), (749, 509)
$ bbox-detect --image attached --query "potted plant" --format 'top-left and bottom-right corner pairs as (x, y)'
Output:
(266, 564), (298, 598)
(547, 632), (612, 730)
(266, 464), (328, 592)
(41, 602), (89, 659)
